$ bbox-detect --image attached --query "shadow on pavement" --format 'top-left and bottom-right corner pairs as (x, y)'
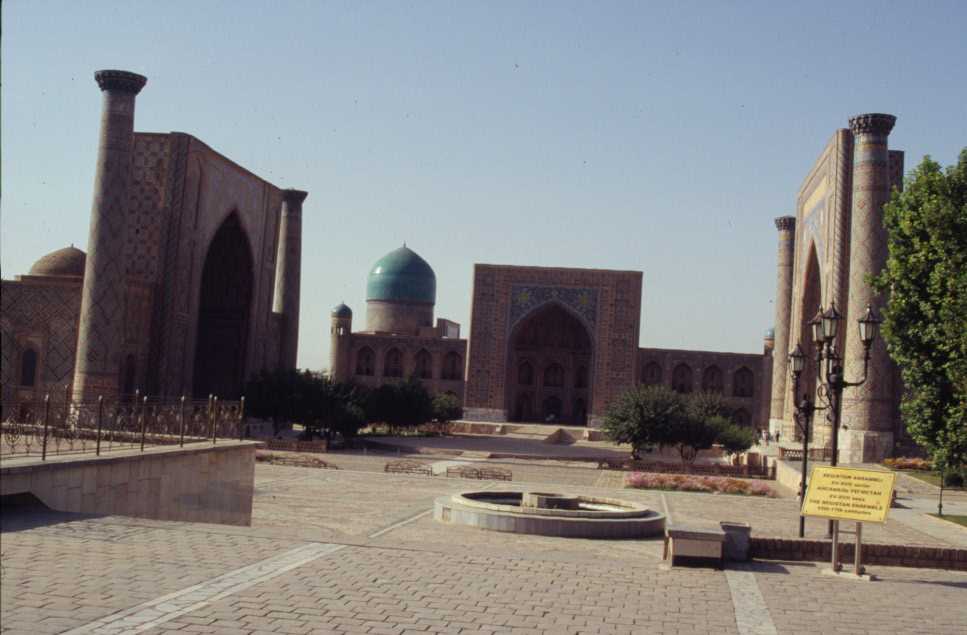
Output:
(0, 492), (103, 533)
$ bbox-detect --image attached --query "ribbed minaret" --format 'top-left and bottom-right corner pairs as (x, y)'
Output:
(73, 70), (147, 402)
(273, 189), (307, 370)
(840, 113), (897, 461)
(769, 216), (796, 425)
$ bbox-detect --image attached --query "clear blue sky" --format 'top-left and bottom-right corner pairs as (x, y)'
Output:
(3, 1), (965, 371)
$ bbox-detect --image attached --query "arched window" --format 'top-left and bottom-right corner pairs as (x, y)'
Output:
(515, 392), (534, 421)
(20, 348), (38, 387)
(642, 361), (662, 386)
(733, 367), (754, 397)
(518, 361), (533, 386)
(701, 365), (724, 393)
(414, 349), (432, 379)
(672, 363), (693, 393)
(575, 365), (588, 389)
(442, 352), (462, 380)
(733, 408), (751, 427)
(573, 398), (587, 425)
(384, 348), (403, 378)
(355, 347), (374, 376)
(543, 363), (564, 388)
(542, 396), (562, 421)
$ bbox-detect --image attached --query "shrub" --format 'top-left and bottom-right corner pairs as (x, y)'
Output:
(944, 472), (965, 487)
(432, 392), (463, 425)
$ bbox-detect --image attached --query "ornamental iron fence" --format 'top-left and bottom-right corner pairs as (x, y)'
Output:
(1, 390), (245, 461)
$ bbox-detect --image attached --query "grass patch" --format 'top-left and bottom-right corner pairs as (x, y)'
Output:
(929, 514), (967, 527)
(900, 470), (966, 491)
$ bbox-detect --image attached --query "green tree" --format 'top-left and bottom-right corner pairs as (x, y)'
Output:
(602, 385), (685, 459)
(432, 392), (463, 427)
(873, 150), (967, 475)
(665, 411), (721, 467)
(687, 391), (735, 423)
(712, 418), (757, 458)
(363, 378), (434, 433)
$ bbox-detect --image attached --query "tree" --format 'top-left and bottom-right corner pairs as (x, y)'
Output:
(244, 369), (365, 440)
(602, 385), (685, 459)
(363, 378), (434, 433)
(873, 150), (967, 477)
(687, 391), (735, 423)
(432, 392), (463, 427)
(665, 412), (721, 467)
(713, 418), (757, 458)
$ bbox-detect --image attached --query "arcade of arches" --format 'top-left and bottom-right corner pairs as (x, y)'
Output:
(507, 303), (592, 425)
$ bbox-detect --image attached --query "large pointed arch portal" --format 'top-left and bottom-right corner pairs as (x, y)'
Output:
(192, 214), (254, 399)
(506, 302), (593, 425)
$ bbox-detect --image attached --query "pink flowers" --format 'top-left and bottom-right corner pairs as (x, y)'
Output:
(625, 471), (776, 497)
(883, 457), (932, 471)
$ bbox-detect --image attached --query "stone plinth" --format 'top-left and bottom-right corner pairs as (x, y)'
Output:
(1, 441), (259, 526)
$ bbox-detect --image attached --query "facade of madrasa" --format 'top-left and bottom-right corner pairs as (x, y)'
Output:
(0, 71), (905, 461)
(330, 252), (772, 429)
(2, 69), (306, 410)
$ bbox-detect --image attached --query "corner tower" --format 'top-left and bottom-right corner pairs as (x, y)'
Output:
(329, 303), (353, 382)
(73, 69), (147, 401)
(365, 245), (436, 335)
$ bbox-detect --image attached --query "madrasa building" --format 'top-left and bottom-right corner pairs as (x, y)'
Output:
(331, 256), (771, 428)
(1, 69), (305, 409)
(766, 113), (907, 462)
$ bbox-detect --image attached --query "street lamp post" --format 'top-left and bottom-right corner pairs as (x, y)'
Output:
(803, 301), (882, 537)
(788, 344), (816, 538)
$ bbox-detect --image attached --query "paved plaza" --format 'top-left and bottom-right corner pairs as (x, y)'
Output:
(2, 454), (966, 634)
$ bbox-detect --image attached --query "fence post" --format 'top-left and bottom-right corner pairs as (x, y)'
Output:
(140, 395), (148, 452)
(96, 396), (104, 456)
(179, 395), (186, 447)
(41, 394), (51, 460)
(238, 396), (246, 441)
(211, 396), (219, 444)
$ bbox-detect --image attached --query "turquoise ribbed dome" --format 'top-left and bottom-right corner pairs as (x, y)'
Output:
(366, 246), (436, 304)
(765, 327), (775, 339)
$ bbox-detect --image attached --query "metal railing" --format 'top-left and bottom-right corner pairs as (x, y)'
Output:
(1, 391), (245, 460)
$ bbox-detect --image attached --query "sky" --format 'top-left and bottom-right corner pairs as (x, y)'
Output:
(3, 1), (966, 371)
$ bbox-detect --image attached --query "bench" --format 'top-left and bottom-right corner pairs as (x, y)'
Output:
(384, 460), (433, 476)
(663, 524), (727, 569)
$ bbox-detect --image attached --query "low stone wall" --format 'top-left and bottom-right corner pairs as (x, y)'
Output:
(1, 441), (258, 526)
(751, 537), (967, 571)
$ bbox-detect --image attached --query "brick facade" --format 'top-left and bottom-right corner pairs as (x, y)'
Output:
(1, 70), (303, 408)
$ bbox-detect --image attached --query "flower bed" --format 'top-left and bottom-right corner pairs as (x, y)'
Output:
(883, 457), (932, 471)
(625, 471), (776, 497)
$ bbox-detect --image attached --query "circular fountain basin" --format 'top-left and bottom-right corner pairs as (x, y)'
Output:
(434, 491), (666, 538)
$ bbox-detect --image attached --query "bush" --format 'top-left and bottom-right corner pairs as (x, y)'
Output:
(363, 378), (434, 433)
(432, 393), (463, 426)
(625, 471), (775, 497)
(944, 472), (965, 488)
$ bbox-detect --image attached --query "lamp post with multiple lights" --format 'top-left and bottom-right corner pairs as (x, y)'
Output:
(789, 301), (882, 537)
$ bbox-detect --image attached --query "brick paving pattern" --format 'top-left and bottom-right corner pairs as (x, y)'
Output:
(2, 461), (966, 634)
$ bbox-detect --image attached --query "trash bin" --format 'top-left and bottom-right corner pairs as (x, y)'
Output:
(720, 521), (751, 562)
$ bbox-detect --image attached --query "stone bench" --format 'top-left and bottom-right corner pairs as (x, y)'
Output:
(663, 524), (727, 569)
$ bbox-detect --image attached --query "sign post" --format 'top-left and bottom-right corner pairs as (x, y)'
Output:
(801, 465), (896, 581)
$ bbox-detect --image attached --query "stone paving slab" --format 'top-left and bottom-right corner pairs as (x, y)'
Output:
(4, 461), (967, 635)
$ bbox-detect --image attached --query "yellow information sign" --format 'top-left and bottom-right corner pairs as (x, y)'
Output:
(801, 466), (896, 523)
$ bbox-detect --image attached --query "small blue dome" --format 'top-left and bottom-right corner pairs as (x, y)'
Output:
(366, 245), (436, 304)
(765, 327), (775, 339)
(332, 303), (352, 318)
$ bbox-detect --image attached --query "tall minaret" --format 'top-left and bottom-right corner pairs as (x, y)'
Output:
(329, 304), (353, 383)
(73, 70), (147, 402)
(273, 189), (308, 370)
(768, 216), (796, 428)
(840, 113), (897, 462)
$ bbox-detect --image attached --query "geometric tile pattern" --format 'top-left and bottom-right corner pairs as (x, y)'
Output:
(508, 285), (598, 330)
